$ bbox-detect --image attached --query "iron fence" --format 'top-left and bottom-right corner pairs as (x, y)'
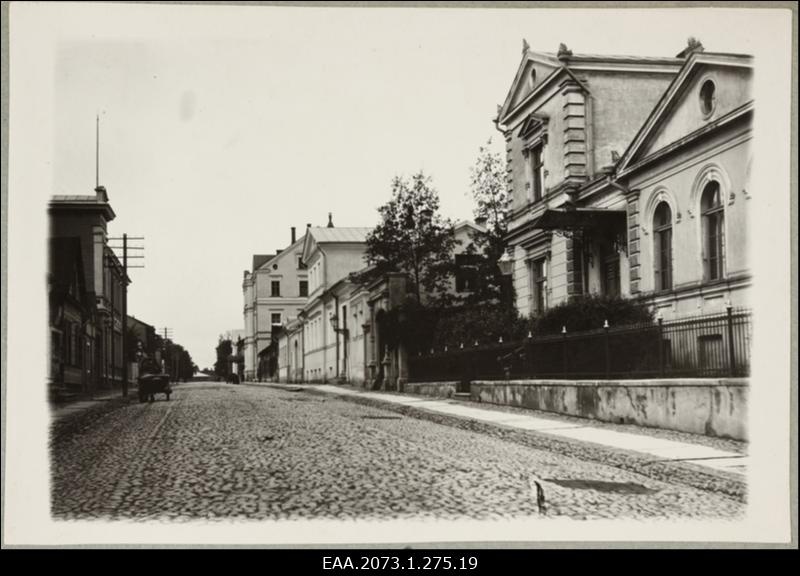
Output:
(409, 308), (751, 383)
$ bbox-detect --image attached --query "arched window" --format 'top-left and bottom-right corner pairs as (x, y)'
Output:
(653, 202), (673, 291)
(701, 181), (725, 281)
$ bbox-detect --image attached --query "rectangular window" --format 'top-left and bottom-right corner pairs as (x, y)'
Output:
(271, 313), (281, 326)
(531, 144), (544, 202)
(602, 255), (621, 298)
(299, 280), (308, 297)
(271, 280), (281, 297)
(297, 254), (306, 270)
(530, 257), (547, 315)
(455, 254), (480, 293)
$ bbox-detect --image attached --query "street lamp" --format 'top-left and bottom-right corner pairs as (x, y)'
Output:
(497, 250), (514, 276)
(330, 314), (349, 337)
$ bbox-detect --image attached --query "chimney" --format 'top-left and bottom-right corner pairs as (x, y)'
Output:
(291, 226), (296, 244)
(327, 212), (334, 228)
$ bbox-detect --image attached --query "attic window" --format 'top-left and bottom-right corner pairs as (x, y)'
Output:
(528, 68), (536, 89)
(699, 79), (716, 118)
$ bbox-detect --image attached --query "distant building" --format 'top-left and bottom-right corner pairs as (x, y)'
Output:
(275, 218), (490, 389)
(49, 185), (129, 394)
(242, 226), (309, 380)
(48, 238), (93, 396)
(495, 41), (752, 319)
(299, 218), (372, 383)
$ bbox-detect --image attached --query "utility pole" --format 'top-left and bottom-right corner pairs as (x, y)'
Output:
(161, 327), (173, 380)
(108, 235), (144, 398)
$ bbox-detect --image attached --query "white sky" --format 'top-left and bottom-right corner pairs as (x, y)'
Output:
(21, 3), (783, 369)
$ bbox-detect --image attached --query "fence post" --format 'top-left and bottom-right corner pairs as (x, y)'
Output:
(726, 302), (736, 376)
(603, 320), (610, 379)
(562, 326), (568, 377)
(657, 316), (665, 378)
(527, 331), (534, 378)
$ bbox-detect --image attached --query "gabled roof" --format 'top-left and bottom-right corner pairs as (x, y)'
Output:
(497, 52), (562, 124)
(616, 51), (754, 174)
(454, 220), (487, 235)
(307, 227), (371, 243)
(302, 227), (371, 263)
(252, 254), (276, 271)
(252, 235), (307, 273)
(498, 47), (682, 126)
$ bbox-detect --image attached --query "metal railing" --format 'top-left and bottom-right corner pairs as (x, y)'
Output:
(409, 308), (751, 383)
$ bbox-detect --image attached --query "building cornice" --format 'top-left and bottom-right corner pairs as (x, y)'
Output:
(618, 103), (753, 179)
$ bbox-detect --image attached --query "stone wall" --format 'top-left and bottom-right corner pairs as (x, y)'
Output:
(405, 381), (460, 399)
(469, 378), (748, 440)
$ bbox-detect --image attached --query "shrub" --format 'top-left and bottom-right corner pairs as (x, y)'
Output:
(430, 302), (527, 350)
(530, 294), (654, 335)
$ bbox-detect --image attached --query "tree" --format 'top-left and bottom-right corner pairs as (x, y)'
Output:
(214, 337), (233, 380)
(466, 139), (511, 304)
(365, 172), (457, 303)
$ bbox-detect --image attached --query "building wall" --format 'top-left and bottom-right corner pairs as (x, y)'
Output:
(343, 292), (369, 385)
(242, 236), (308, 380)
(627, 124), (752, 319)
(588, 71), (678, 170)
(50, 212), (108, 294)
(504, 84), (565, 212)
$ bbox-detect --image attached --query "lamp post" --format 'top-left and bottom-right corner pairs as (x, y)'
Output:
(497, 250), (514, 306)
(330, 314), (350, 382)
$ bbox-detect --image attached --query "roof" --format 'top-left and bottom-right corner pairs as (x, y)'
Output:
(498, 46), (683, 124)
(616, 51), (754, 175)
(253, 254), (276, 271)
(307, 227), (371, 243)
(51, 195), (102, 202)
(454, 220), (487, 234)
(50, 192), (116, 220)
(533, 51), (683, 66)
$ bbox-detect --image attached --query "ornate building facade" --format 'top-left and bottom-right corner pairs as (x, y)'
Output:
(496, 41), (752, 320)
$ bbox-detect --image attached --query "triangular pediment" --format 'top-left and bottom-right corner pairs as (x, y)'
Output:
(301, 233), (318, 264)
(618, 53), (753, 172)
(518, 112), (549, 140)
(498, 52), (561, 123)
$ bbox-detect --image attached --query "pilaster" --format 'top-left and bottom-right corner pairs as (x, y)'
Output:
(626, 189), (642, 294)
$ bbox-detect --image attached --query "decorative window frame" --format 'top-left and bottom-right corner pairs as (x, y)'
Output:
(698, 74), (718, 121)
(641, 187), (679, 293)
(520, 114), (549, 204)
(691, 163), (731, 282)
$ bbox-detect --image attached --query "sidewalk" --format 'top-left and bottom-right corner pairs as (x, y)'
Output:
(260, 382), (748, 476)
(50, 390), (131, 422)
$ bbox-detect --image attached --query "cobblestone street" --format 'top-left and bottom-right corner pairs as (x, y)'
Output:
(51, 382), (746, 522)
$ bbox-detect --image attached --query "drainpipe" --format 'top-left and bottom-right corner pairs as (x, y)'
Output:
(334, 294), (340, 380)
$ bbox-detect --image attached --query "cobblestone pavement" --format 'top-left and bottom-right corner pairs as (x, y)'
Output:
(51, 382), (745, 522)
